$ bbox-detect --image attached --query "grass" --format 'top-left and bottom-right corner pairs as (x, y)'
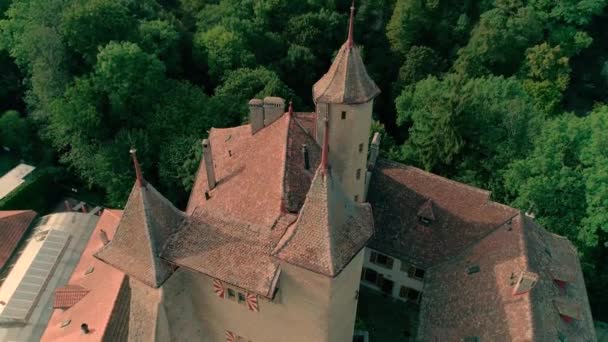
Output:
(356, 286), (420, 342)
(0, 151), (19, 175)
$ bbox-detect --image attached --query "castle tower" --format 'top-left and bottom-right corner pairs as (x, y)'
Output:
(312, 1), (380, 202)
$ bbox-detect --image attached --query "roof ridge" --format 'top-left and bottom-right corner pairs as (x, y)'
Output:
(279, 113), (292, 214)
(377, 159), (492, 199)
(140, 185), (162, 286)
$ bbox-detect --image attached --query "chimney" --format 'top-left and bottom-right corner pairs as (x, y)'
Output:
(81, 323), (90, 334)
(367, 132), (381, 170)
(249, 99), (264, 134)
(202, 139), (216, 190)
(302, 144), (310, 171)
(99, 229), (109, 245)
(263, 97), (285, 126)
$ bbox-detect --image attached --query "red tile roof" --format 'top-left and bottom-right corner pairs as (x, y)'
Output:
(187, 112), (320, 224)
(53, 285), (89, 309)
(95, 182), (185, 288)
(417, 213), (596, 341)
(313, 42), (380, 104)
(367, 160), (517, 268)
(0, 210), (37, 270)
(274, 168), (374, 276)
(162, 207), (281, 297)
(42, 209), (126, 342)
(170, 111), (367, 295)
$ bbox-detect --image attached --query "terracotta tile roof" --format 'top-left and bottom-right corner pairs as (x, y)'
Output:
(312, 42), (380, 104)
(53, 285), (89, 309)
(187, 115), (288, 226)
(187, 112), (320, 224)
(283, 113), (322, 212)
(161, 207), (281, 297)
(95, 182), (185, 288)
(274, 168), (374, 277)
(367, 160), (517, 268)
(41, 210), (127, 342)
(0, 210), (37, 270)
(418, 213), (596, 341)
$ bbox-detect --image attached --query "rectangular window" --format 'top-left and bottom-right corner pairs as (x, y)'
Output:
(370, 251), (394, 269)
(238, 292), (246, 304)
(356, 168), (361, 180)
(399, 286), (421, 303)
(406, 265), (425, 280)
(227, 288), (236, 300)
(341, 111), (347, 120)
(407, 288), (421, 302)
(363, 267), (378, 284)
(359, 143), (364, 153)
(354, 195), (359, 202)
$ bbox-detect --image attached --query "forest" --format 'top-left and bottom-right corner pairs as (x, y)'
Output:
(0, 0), (607, 321)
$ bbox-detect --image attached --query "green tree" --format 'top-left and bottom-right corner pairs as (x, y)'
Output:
(521, 43), (571, 116)
(214, 67), (297, 123)
(61, 0), (135, 64)
(94, 41), (166, 121)
(396, 74), (539, 195)
(194, 25), (255, 81)
(386, 0), (430, 56)
(0, 110), (31, 154)
(504, 108), (608, 247)
(453, 3), (543, 77)
(138, 19), (181, 73)
(394, 46), (444, 92)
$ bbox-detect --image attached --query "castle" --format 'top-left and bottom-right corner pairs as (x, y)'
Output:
(40, 3), (596, 341)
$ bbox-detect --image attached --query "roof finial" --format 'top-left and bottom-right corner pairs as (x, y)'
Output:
(347, 0), (356, 48)
(288, 100), (293, 116)
(321, 118), (330, 176)
(129, 148), (146, 187)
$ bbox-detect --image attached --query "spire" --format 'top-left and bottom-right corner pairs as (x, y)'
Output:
(130, 148), (146, 187)
(288, 100), (293, 116)
(320, 118), (329, 175)
(347, 1), (355, 48)
(312, 0), (380, 105)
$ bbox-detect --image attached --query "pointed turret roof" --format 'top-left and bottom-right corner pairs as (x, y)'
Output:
(274, 167), (374, 276)
(94, 150), (185, 288)
(312, 2), (380, 104)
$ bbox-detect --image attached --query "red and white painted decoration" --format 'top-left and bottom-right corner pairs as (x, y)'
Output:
(213, 279), (225, 299)
(246, 292), (259, 312)
(225, 330), (237, 342)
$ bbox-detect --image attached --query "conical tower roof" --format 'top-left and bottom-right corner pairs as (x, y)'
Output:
(95, 151), (184, 288)
(312, 3), (380, 104)
(274, 167), (374, 276)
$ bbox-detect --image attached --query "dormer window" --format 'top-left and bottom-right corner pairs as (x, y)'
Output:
(513, 271), (538, 295)
(550, 265), (573, 294)
(417, 199), (435, 226)
(554, 298), (582, 323)
(419, 216), (432, 225)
